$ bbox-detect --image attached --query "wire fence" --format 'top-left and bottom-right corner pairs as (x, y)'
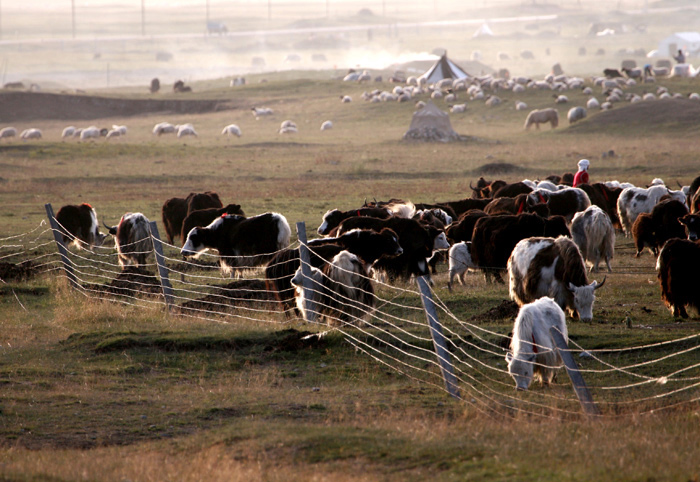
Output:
(2, 212), (699, 420)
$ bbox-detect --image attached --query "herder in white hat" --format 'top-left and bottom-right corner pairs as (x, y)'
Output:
(573, 159), (589, 187)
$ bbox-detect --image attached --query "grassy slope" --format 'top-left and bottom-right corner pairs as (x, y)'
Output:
(2, 74), (700, 480)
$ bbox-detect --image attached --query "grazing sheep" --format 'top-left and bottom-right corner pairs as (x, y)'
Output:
(444, 92), (457, 103)
(415, 100), (426, 109)
(222, 124), (242, 137)
(20, 128), (42, 140)
(689, 93), (700, 100)
(320, 120), (333, 131)
(279, 120), (297, 134)
(105, 129), (122, 139)
(111, 125), (127, 136)
(582, 86), (593, 95)
(567, 106), (587, 124)
(153, 122), (176, 136)
(61, 126), (76, 139)
(251, 107), (274, 117)
(450, 104), (467, 113)
(515, 101), (528, 111)
(485, 95), (502, 107)
(176, 124), (197, 138)
(524, 108), (559, 130)
(0, 127), (17, 140)
(279, 125), (298, 134)
(340, 95), (352, 103)
(554, 95), (569, 104)
(586, 97), (600, 109)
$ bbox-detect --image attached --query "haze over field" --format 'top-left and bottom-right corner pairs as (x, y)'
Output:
(0, 0), (697, 89)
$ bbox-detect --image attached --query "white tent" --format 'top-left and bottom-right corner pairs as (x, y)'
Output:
(473, 23), (494, 38)
(417, 53), (470, 85)
(658, 32), (700, 57)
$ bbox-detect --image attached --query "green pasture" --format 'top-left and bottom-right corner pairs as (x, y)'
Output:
(1, 71), (700, 481)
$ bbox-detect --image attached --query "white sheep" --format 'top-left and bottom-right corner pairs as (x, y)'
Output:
(112, 125), (127, 136)
(642, 93), (656, 101)
(340, 95), (352, 103)
(320, 120), (333, 131)
(80, 126), (101, 140)
(515, 101), (528, 111)
(567, 106), (587, 124)
(280, 120), (296, 130)
(582, 86), (593, 95)
(61, 126), (76, 139)
(176, 124), (197, 138)
(0, 127), (17, 140)
(554, 95), (569, 104)
(279, 126), (298, 134)
(689, 93), (700, 100)
(105, 129), (122, 139)
(279, 120), (298, 134)
(415, 100), (426, 109)
(444, 92), (457, 103)
(450, 104), (467, 113)
(586, 97), (600, 109)
(20, 128), (42, 140)
(222, 124), (242, 137)
(485, 95), (501, 107)
(153, 122), (176, 135)
(251, 107), (274, 117)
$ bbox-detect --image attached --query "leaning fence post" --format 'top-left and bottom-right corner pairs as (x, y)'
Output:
(45, 203), (80, 290)
(550, 326), (600, 417)
(416, 275), (461, 399)
(148, 221), (174, 310)
(295, 221), (318, 323)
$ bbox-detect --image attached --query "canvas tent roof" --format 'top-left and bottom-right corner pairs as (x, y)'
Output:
(418, 53), (470, 84)
(403, 101), (460, 142)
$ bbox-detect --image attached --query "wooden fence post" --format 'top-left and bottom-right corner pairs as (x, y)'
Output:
(44, 203), (80, 290)
(295, 222), (318, 323)
(416, 275), (461, 400)
(148, 221), (174, 310)
(550, 326), (601, 417)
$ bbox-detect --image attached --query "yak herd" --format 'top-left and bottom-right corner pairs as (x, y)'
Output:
(52, 172), (700, 390)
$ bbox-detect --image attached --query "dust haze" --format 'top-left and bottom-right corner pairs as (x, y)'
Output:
(0, 0), (697, 90)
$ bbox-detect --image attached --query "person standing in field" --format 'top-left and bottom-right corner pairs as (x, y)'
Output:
(573, 159), (590, 187)
(674, 49), (686, 64)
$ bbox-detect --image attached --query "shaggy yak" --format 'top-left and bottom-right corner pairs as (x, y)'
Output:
(524, 108), (559, 130)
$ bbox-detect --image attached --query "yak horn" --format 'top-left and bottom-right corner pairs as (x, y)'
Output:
(103, 221), (117, 235)
(594, 276), (607, 290)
